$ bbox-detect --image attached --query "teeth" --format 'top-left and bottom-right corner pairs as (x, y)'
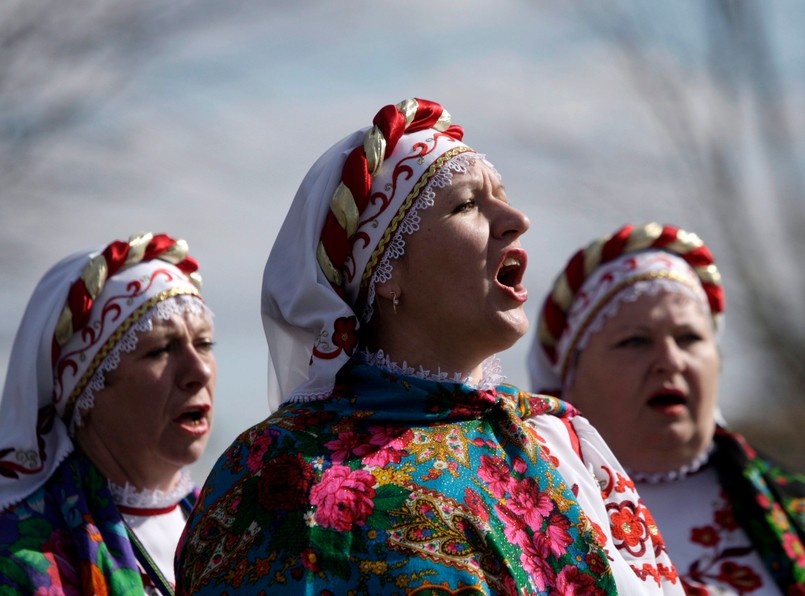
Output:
(503, 257), (520, 268)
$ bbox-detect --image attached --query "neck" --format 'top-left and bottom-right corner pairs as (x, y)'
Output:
(627, 442), (715, 484)
(619, 430), (715, 475)
(74, 428), (181, 494)
(362, 318), (489, 385)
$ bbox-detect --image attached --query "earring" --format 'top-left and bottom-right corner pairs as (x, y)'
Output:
(391, 291), (399, 315)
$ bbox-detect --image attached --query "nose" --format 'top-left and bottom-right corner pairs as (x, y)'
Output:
(652, 337), (685, 374)
(179, 345), (215, 391)
(492, 201), (530, 240)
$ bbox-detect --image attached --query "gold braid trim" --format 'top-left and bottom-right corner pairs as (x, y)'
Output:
(363, 126), (387, 177)
(624, 222), (663, 252)
(157, 238), (189, 265)
(125, 232), (154, 265)
(331, 183), (360, 238)
(317, 241), (343, 287)
(81, 254), (109, 301)
(55, 309), (76, 348)
(397, 98), (419, 126)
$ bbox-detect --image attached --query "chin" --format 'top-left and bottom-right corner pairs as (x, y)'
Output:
(484, 320), (528, 356)
(498, 307), (530, 341)
(177, 439), (210, 467)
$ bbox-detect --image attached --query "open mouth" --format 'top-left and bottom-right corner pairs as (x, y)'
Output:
(174, 405), (209, 430)
(497, 257), (522, 286)
(495, 250), (528, 301)
(647, 390), (687, 410)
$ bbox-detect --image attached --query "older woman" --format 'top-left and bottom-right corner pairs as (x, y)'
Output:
(0, 232), (216, 595)
(529, 222), (805, 594)
(176, 99), (683, 594)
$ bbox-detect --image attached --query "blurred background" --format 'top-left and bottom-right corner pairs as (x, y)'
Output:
(1, 0), (803, 482)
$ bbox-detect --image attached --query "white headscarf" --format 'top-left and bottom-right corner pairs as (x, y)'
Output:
(0, 233), (203, 511)
(262, 99), (484, 411)
(528, 250), (716, 394)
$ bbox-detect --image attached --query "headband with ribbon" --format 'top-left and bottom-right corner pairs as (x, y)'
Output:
(262, 98), (482, 410)
(0, 232), (203, 510)
(528, 223), (724, 394)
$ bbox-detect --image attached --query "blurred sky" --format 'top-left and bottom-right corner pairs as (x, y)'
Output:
(2, 0), (804, 483)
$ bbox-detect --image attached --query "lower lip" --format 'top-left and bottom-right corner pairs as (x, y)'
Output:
(496, 282), (528, 303)
(175, 417), (209, 436)
(649, 403), (686, 416)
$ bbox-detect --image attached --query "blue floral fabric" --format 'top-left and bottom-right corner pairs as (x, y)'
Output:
(176, 363), (621, 595)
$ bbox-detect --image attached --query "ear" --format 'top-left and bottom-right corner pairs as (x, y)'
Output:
(374, 278), (402, 302)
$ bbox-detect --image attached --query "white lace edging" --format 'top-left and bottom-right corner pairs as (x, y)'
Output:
(69, 295), (213, 433)
(360, 153), (499, 322)
(356, 348), (506, 390)
(108, 469), (194, 509)
(627, 441), (715, 484)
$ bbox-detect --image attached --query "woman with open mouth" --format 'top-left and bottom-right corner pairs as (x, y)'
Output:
(0, 232), (216, 595)
(528, 222), (805, 594)
(176, 99), (682, 594)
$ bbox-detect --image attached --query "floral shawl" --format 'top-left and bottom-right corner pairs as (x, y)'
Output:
(176, 363), (681, 595)
(0, 445), (145, 594)
(712, 426), (805, 593)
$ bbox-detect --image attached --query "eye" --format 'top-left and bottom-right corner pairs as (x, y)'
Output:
(146, 344), (171, 358)
(452, 199), (477, 214)
(195, 339), (216, 353)
(676, 332), (702, 347)
(615, 335), (650, 348)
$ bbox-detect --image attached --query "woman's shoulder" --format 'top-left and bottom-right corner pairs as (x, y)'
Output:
(496, 384), (581, 420)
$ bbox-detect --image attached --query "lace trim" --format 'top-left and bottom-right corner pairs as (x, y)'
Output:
(627, 442), (715, 484)
(283, 352), (506, 405)
(69, 295), (213, 433)
(108, 469), (194, 509)
(356, 348), (506, 390)
(361, 153), (499, 322)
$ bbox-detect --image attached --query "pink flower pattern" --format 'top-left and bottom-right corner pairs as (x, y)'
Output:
(309, 465), (376, 531)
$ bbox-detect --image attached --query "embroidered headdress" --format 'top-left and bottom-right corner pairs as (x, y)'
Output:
(528, 223), (724, 394)
(0, 232), (206, 510)
(262, 98), (488, 409)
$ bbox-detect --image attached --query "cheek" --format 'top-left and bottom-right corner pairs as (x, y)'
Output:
(205, 354), (218, 381)
(207, 361), (218, 399)
(693, 351), (721, 400)
(418, 225), (486, 262)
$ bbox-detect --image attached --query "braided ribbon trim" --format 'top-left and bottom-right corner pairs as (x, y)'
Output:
(537, 222), (724, 365)
(316, 98), (461, 293)
(52, 232), (201, 365)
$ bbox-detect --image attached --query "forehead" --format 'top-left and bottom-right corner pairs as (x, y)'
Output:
(604, 290), (712, 330)
(435, 159), (504, 199)
(145, 309), (214, 335)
